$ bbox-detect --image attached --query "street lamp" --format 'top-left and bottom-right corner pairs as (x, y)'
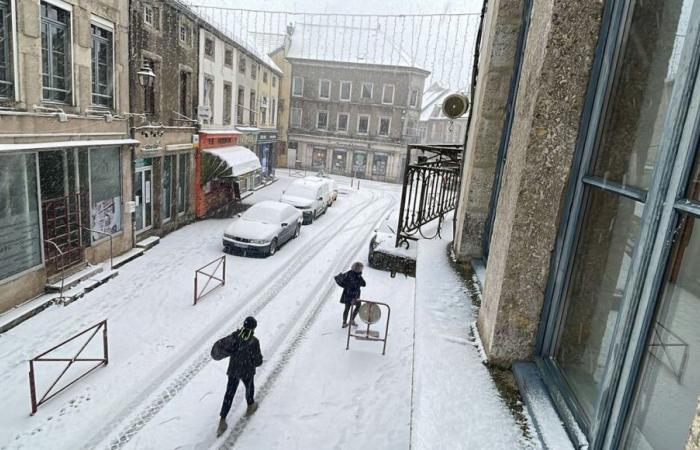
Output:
(137, 61), (156, 88)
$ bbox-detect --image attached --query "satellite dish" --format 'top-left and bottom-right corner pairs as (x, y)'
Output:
(359, 302), (382, 324)
(442, 93), (470, 119)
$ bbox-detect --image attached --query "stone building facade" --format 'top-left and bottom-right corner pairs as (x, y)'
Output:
(0, 0), (134, 312)
(452, 0), (700, 448)
(278, 23), (428, 183)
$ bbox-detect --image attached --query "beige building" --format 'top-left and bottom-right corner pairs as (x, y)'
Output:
(0, 0), (135, 312)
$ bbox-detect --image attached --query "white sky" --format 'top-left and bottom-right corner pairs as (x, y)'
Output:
(188, 0), (483, 15)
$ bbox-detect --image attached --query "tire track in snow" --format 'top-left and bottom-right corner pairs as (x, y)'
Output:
(87, 189), (384, 450)
(217, 193), (396, 449)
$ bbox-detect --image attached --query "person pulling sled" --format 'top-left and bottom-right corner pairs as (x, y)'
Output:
(211, 316), (263, 437)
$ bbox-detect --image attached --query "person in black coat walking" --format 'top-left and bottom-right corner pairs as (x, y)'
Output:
(213, 316), (263, 437)
(338, 261), (366, 328)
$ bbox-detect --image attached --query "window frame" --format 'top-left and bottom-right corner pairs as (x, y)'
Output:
(336, 112), (349, 132)
(292, 76), (304, 97)
(409, 89), (419, 107)
(251, 62), (257, 80)
(238, 54), (246, 74)
(143, 4), (160, 31)
(222, 81), (232, 125)
(378, 116), (391, 136)
(339, 81), (352, 102)
(316, 110), (329, 130)
(357, 114), (370, 134)
(236, 85), (245, 125)
(290, 107), (302, 127)
(0, 0), (17, 101)
(90, 17), (114, 109)
(41, 0), (74, 105)
(361, 82), (373, 100)
(249, 89), (256, 125)
(318, 79), (331, 100)
(224, 46), (233, 68)
(382, 84), (394, 105)
(204, 35), (215, 61)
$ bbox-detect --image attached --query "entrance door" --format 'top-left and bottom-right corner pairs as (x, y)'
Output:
(332, 150), (347, 174)
(134, 166), (153, 233)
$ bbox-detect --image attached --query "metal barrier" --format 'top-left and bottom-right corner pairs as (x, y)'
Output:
(29, 320), (108, 415)
(288, 167), (307, 178)
(44, 239), (66, 300)
(346, 300), (391, 355)
(194, 255), (226, 305)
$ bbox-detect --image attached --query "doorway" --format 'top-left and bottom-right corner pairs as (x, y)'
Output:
(134, 165), (153, 233)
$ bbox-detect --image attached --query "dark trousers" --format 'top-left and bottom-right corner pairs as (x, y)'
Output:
(343, 302), (360, 323)
(220, 374), (255, 419)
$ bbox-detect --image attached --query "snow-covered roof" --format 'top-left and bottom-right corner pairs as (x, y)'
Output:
(287, 22), (428, 72)
(248, 31), (286, 55)
(203, 145), (261, 176)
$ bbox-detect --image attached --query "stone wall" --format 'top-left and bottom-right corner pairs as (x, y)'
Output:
(476, 0), (604, 366)
(688, 397), (700, 449)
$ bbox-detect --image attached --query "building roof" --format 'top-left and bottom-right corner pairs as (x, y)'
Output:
(286, 22), (429, 73)
(248, 31), (286, 55)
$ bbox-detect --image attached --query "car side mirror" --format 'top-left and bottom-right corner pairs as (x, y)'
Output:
(237, 213), (242, 218)
(281, 222), (288, 227)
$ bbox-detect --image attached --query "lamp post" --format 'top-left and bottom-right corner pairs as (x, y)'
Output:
(137, 61), (156, 114)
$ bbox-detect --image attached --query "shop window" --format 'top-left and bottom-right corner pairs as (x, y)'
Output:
(161, 155), (174, 222)
(0, 154), (41, 280)
(371, 154), (387, 176)
(91, 23), (113, 108)
(89, 147), (122, 240)
(177, 153), (188, 214)
(353, 151), (367, 175)
(312, 148), (326, 169)
(41, 1), (72, 103)
(0, 0), (15, 99)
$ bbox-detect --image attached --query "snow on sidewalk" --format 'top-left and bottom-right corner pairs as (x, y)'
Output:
(412, 237), (535, 449)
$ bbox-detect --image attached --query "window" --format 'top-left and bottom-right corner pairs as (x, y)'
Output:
(224, 47), (233, 67)
(91, 23), (113, 108)
(312, 148), (327, 169)
(161, 155), (174, 222)
(89, 147), (122, 239)
(177, 153), (188, 214)
(358, 115), (369, 134)
(263, 71), (268, 83)
(409, 89), (419, 107)
(371, 154), (388, 176)
(179, 21), (191, 46)
(272, 76), (277, 87)
(382, 84), (394, 104)
(204, 36), (215, 60)
(223, 82), (232, 125)
(204, 75), (214, 111)
(339, 81), (351, 101)
(0, 0), (14, 99)
(251, 62), (257, 80)
(143, 5), (159, 30)
(236, 86), (244, 125)
(292, 76), (303, 97)
(361, 82), (373, 100)
(260, 96), (267, 125)
(238, 55), (246, 74)
(290, 107), (302, 127)
(41, 2), (72, 103)
(337, 113), (348, 132)
(179, 70), (190, 117)
(319, 79), (330, 100)
(271, 98), (276, 126)
(353, 151), (367, 175)
(249, 90), (256, 125)
(379, 117), (390, 136)
(143, 58), (156, 115)
(317, 110), (328, 129)
(0, 154), (41, 280)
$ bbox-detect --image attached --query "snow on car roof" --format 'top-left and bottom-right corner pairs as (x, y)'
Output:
(245, 201), (292, 222)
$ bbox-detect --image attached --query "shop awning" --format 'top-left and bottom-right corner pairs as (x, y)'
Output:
(204, 146), (261, 177)
(0, 138), (140, 153)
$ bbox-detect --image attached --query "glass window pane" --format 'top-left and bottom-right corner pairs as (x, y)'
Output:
(687, 144), (700, 202)
(89, 147), (122, 238)
(591, 0), (695, 190)
(624, 215), (700, 449)
(161, 155), (172, 221)
(555, 187), (644, 422)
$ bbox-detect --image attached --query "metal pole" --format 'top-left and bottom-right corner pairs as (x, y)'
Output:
(383, 304), (391, 355)
(222, 255), (226, 286)
(29, 360), (37, 415)
(194, 273), (198, 305)
(102, 321), (109, 365)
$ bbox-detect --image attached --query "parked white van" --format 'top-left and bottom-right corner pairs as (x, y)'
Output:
(280, 178), (330, 224)
(304, 176), (335, 207)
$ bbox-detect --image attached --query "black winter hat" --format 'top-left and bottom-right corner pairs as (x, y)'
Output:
(243, 316), (257, 330)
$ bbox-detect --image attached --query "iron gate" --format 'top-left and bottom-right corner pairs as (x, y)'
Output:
(42, 193), (87, 274)
(395, 144), (462, 248)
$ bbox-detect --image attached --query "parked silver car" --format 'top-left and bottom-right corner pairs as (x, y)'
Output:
(223, 201), (303, 256)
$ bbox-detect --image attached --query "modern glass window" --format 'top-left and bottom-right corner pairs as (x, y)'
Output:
(361, 82), (372, 99)
(0, 0), (14, 99)
(290, 107), (302, 127)
(224, 47), (233, 67)
(319, 79), (330, 99)
(41, 1), (72, 103)
(292, 76), (303, 97)
(409, 89), (419, 107)
(237, 86), (244, 125)
(91, 23), (113, 108)
(337, 113), (349, 132)
(249, 90), (256, 125)
(161, 155), (173, 222)
(382, 84), (394, 104)
(0, 154), (41, 280)
(379, 117), (391, 136)
(238, 55), (246, 74)
(340, 81), (351, 101)
(204, 36), (215, 60)
(358, 115), (369, 134)
(317, 110), (328, 129)
(372, 153), (387, 176)
(89, 147), (122, 240)
(223, 82), (232, 125)
(177, 153), (188, 214)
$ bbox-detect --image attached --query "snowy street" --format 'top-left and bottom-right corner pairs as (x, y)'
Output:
(0, 175), (532, 450)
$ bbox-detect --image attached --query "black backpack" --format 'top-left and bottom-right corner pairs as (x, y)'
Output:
(334, 272), (346, 288)
(211, 333), (242, 361)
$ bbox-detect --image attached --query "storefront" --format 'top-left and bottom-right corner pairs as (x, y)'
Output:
(257, 131), (277, 179)
(332, 149), (347, 174)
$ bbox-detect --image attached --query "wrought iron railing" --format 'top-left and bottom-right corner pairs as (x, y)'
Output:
(395, 144), (463, 248)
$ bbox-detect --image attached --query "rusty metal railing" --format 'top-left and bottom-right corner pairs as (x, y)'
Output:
(346, 300), (391, 355)
(194, 255), (226, 305)
(29, 320), (109, 415)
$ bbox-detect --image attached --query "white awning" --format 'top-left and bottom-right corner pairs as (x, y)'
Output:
(0, 138), (139, 153)
(204, 145), (261, 177)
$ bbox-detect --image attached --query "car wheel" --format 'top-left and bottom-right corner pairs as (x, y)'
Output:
(268, 238), (278, 256)
(294, 223), (301, 238)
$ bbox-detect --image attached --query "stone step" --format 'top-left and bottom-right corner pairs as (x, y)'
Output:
(0, 293), (61, 334)
(113, 248), (145, 268)
(46, 265), (103, 292)
(136, 236), (160, 250)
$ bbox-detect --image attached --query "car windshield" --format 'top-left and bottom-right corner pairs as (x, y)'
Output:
(243, 204), (283, 224)
(285, 184), (317, 199)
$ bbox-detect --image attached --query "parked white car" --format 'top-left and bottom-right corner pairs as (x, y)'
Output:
(223, 201), (302, 256)
(309, 175), (338, 206)
(280, 178), (329, 224)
